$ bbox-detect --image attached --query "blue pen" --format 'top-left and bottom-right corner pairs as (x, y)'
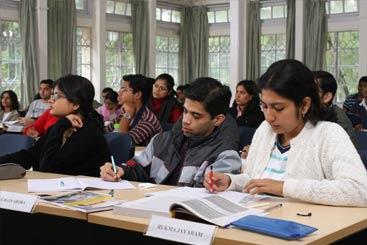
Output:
(111, 156), (118, 180)
(60, 181), (65, 187)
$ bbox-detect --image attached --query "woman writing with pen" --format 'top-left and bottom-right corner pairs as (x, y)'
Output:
(204, 60), (367, 207)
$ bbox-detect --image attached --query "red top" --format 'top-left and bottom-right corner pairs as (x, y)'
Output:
(151, 97), (182, 123)
(23, 109), (59, 137)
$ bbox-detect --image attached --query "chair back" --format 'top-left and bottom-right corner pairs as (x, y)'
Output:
(0, 134), (35, 156)
(104, 132), (134, 164)
(238, 126), (256, 150)
(354, 131), (367, 150)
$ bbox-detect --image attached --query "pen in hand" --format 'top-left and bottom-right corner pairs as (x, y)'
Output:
(110, 156), (118, 180)
(209, 165), (214, 193)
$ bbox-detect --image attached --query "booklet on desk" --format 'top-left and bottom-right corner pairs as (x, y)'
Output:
(27, 176), (136, 193)
(113, 195), (263, 227)
(40, 191), (123, 213)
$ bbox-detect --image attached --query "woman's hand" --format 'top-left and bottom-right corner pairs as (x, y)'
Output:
(203, 172), (231, 193)
(100, 162), (124, 182)
(66, 114), (83, 129)
(243, 179), (284, 196)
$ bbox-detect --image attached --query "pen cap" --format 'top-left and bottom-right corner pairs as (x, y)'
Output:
(113, 123), (120, 132)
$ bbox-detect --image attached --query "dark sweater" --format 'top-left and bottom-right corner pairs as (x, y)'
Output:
(229, 105), (264, 128)
(0, 117), (110, 177)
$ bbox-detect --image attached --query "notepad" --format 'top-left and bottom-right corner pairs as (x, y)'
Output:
(27, 177), (136, 193)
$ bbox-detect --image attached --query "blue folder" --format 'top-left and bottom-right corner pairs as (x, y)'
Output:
(231, 215), (317, 240)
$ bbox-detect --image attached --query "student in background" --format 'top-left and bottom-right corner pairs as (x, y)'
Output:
(147, 73), (182, 124)
(0, 90), (20, 123)
(96, 90), (122, 124)
(100, 77), (241, 187)
(176, 85), (186, 105)
(204, 60), (367, 207)
(19, 79), (53, 126)
(314, 71), (355, 141)
(229, 80), (264, 128)
(343, 77), (364, 113)
(0, 75), (110, 177)
(105, 74), (162, 146)
(345, 76), (367, 130)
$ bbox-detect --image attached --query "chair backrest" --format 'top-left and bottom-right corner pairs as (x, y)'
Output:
(160, 122), (174, 132)
(357, 150), (367, 169)
(238, 126), (256, 150)
(0, 134), (35, 156)
(104, 132), (134, 164)
(354, 131), (367, 150)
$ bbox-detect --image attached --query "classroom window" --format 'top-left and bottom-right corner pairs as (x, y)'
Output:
(156, 7), (180, 23)
(106, 0), (131, 16)
(208, 36), (230, 85)
(260, 34), (286, 75)
(326, 31), (359, 102)
(76, 27), (92, 81)
(207, 8), (230, 23)
(156, 36), (179, 84)
(105, 31), (135, 91)
(0, 20), (21, 100)
(326, 0), (358, 14)
(75, 0), (87, 11)
(260, 3), (287, 20)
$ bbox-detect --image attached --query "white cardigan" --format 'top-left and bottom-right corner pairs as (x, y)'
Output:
(227, 121), (367, 207)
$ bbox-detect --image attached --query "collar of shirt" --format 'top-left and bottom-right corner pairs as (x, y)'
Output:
(359, 98), (367, 111)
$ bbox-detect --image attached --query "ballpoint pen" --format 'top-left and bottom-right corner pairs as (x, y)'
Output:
(264, 203), (283, 212)
(209, 165), (213, 193)
(111, 155), (118, 180)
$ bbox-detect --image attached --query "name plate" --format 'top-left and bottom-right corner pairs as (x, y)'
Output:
(0, 191), (38, 213)
(145, 215), (216, 245)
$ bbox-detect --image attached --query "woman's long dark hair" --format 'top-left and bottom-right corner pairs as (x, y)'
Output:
(233, 80), (261, 115)
(1, 90), (20, 111)
(53, 75), (104, 131)
(257, 59), (334, 125)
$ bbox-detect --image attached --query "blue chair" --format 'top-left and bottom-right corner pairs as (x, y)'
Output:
(104, 132), (134, 164)
(238, 126), (256, 150)
(0, 134), (35, 156)
(358, 150), (367, 169)
(354, 131), (367, 150)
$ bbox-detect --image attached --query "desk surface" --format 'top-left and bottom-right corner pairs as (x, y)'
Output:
(1, 171), (367, 244)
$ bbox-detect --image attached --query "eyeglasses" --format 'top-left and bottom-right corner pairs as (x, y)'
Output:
(153, 84), (168, 92)
(119, 87), (134, 92)
(51, 93), (66, 100)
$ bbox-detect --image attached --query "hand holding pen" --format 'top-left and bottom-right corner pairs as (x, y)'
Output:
(99, 157), (124, 182)
(204, 170), (231, 193)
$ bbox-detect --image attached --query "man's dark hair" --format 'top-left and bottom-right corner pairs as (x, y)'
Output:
(122, 74), (152, 104)
(314, 71), (337, 104)
(176, 85), (184, 91)
(40, 79), (54, 87)
(102, 87), (114, 94)
(359, 76), (367, 84)
(184, 77), (231, 118)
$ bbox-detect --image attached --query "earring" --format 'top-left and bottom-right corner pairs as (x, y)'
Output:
(302, 112), (306, 118)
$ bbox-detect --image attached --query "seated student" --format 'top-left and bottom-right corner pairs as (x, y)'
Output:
(346, 76), (367, 130)
(105, 74), (162, 146)
(96, 90), (122, 123)
(0, 90), (21, 123)
(19, 79), (53, 126)
(229, 80), (264, 128)
(343, 77), (364, 113)
(23, 108), (58, 138)
(100, 77), (241, 187)
(314, 71), (355, 140)
(0, 75), (110, 177)
(147, 73), (182, 123)
(204, 60), (367, 207)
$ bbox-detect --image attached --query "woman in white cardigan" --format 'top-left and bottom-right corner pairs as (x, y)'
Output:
(205, 59), (367, 207)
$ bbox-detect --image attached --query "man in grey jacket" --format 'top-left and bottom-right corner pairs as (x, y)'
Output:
(100, 77), (241, 186)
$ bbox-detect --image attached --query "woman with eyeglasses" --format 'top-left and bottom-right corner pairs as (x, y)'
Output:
(147, 73), (182, 123)
(0, 75), (110, 177)
(204, 60), (367, 207)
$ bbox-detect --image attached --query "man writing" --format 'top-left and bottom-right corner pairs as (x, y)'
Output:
(100, 77), (241, 186)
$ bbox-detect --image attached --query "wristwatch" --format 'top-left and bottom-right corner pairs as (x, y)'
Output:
(122, 112), (132, 120)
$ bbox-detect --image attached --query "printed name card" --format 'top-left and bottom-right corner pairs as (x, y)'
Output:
(145, 215), (216, 245)
(0, 191), (38, 213)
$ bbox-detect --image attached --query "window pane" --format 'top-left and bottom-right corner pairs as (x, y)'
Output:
(156, 8), (161, 20)
(75, 0), (86, 10)
(125, 3), (131, 16)
(207, 11), (215, 23)
(325, 2), (330, 14)
(161, 9), (172, 22)
(76, 27), (92, 81)
(260, 7), (271, 19)
(172, 10), (181, 23)
(272, 5), (284, 18)
(155, 36), (179, 84)
(215, 10), (227, 23)
(115, 2), (125, 15)
(106, 0), (115, 14)
(0, 21), (22, 101)
(260, 34), (286, 75)
(330, 0), (343, 14)
(344, 0), (357, 12)
(208, 36), (230, 85)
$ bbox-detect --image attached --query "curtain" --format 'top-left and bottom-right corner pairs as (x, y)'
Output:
(20, 0), (39, 106)
(47, 0), (76, 80)
(246, 0), (260, 80)
(286, 0), (295, 59)
(303, 0), (327, 70)
(131, 0), (150, 76)
(179, 6), (208, 85)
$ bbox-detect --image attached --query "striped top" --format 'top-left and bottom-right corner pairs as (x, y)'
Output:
(343, 93), (359, 111)
(105, 106), (162, 145)
(25, 99), (50, 119)
(261, 138), (290, 181)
